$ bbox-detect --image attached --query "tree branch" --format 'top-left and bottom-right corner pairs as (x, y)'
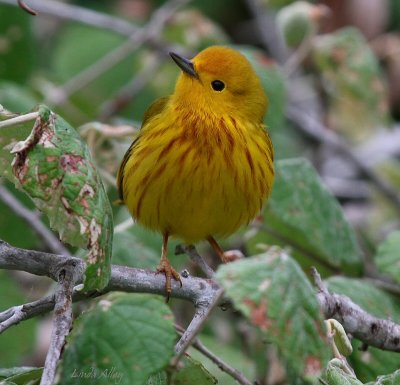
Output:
(311, 267), (400, 352)
(0, 241), (221, 337)
(2, 241), (400, 358)
(40, 260), (78, 385)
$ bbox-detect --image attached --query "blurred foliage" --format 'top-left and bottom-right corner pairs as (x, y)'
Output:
(1, 0), (400, 384)
(312, 27), (390, 143)
(0, 271), (37, 366)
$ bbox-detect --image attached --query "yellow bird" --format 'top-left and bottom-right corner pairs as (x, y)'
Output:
(117, 46), (274, 297)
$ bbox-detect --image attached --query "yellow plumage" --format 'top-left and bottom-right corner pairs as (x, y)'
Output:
(117, 46), (274, 296)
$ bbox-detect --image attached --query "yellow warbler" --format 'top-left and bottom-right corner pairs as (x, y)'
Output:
(117, 46), (274, 297)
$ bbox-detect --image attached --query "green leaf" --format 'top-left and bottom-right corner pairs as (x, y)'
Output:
(349, 341), (400, 384)
(373, 369), (400, 385)
(190, 333), (256, 385)
(325, 358), (364, 385)
(0, 82), (38, 113)
(374, 231), (400, 285)
(174, 356), (217, 385)
(148, 356), (218, 385)
(0, 367), (42, 385)
(215, 248), (331, 380)
(277, 2), (317, 48)
(58, 293), (176, 385)
(0, 105), (113, 291)
(112, 230), (160, 269)
(252, 158), (362, 272)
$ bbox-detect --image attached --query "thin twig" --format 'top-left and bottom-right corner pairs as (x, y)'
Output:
(173, 287), (224, 360)
(113, 218), (135, 233)
(283, 36), (313, 77)
(0, 294), (55, 334)
(175, 244), (215, 279)
(0, 112), (38, 129)
(40, 259), (78, 385)
(2, 0), (137, 36)
(0, 184), (71, 256)
(44, 0), (188, 107)
(175, 324), (254, 385)
(17, 0), (37, 15)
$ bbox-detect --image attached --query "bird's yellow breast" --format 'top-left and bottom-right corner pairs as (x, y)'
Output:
(121, 103), (274, 243)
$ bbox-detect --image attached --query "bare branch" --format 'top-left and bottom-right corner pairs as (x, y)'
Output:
(312, 268), (400, 352)
(173, 287), (224, 359)
(2, 241), (400, 354)
(0, 240), (80, 281)
(0, 294), (55, 334)
(0, 240), (221, 327)
(40, 260), (78, 385)
(0, 184), (71, 256)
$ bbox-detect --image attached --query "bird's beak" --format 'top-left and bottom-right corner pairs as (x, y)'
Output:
(169, 52), (199, 79)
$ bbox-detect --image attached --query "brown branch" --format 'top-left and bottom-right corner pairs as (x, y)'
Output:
(40, 260), (77, 385)
(311, 267), (400, 352)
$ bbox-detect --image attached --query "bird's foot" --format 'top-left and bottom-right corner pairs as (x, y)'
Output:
(156, 258), (182, 301)
(220, 249), (245, 263)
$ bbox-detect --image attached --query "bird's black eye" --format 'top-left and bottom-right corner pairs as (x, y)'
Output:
(211, 80), (225, 92)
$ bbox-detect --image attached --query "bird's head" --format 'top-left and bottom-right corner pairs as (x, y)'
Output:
(170, 46), (268, 123)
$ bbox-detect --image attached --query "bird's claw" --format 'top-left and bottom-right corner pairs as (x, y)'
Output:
(156, 259), (182, 302)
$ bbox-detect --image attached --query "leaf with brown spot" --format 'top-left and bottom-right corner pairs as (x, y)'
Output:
(216, 248), (331, 380)
(0, 105), (112, 291)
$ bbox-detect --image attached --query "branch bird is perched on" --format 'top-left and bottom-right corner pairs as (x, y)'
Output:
(117, 46), (274, 299)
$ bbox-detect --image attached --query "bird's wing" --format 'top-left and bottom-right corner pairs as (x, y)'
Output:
(117, 96), (170, 202)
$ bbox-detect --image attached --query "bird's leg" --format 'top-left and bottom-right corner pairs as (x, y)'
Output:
(157, 233), (182, 300)
(207, 236), (244, 263)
